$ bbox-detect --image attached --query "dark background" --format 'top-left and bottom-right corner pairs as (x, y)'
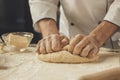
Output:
(0, 0), (41, 43)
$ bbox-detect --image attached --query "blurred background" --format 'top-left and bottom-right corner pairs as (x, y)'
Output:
(0, 0), (41, 43)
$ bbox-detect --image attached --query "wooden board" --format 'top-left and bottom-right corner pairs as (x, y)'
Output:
(0, 47), (120, 80)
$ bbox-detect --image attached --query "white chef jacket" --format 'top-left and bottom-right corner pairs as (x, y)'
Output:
(29, 0), (120, 48)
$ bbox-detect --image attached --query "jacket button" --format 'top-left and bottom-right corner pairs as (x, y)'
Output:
(98, 21), (101, 24)
(70, 23), (75, 26)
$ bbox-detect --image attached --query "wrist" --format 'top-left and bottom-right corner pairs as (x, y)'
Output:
(38, 18), (59, 37)
(89, 33), (103, 47)
(90, 21), (118, 47)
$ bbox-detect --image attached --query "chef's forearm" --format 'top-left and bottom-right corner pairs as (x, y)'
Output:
(90, 21), (118, 47)
(38, 19), (59, 37)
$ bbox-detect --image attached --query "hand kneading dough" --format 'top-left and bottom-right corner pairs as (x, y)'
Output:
(38, 50), (98, 63)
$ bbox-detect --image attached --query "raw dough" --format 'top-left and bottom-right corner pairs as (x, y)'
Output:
(38, 50), (98, 63)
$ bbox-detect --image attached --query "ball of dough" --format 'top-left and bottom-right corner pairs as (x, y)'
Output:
(38, 50), (98, 63)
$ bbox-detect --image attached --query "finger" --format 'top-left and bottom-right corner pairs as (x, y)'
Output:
(60, 34), (69, 47)
(36, 41), (40, 54)
(68, 34), (84, 53)
(61, 37), (69, 48)
(73, 37), (89, 55)
(80, 44), (94, 57)
(45, 37), (53, 53)
(51, 34), (61, 51)
(40, 40), (47, 54)
(87, 48), (99, 58)
(36, 41), (41, 54)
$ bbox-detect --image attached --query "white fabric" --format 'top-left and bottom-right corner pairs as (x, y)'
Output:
(104, 0), (120, 26)
(29, 0), (120, 48)
(29, 0), (59, 32)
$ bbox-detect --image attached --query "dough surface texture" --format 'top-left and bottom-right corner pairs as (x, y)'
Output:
(38, 50), (98, 63)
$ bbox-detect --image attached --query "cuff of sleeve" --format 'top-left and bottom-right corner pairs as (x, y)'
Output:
(34, 17), (57, 33)
(104, 3), (120, 27)
(104, 16), (120, 28)
(30, 1), (58, 32)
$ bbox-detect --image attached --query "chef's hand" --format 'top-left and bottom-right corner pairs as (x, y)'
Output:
(68, 21), (118, 58)
(68, 34), (99, 58)
(36, 34), (69, 54)
(36, 18), (69, 54)
(37, 18), (68, 54)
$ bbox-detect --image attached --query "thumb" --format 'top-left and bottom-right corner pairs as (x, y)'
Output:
(61, 37), (69, 48)
(60, 34), (69, 48)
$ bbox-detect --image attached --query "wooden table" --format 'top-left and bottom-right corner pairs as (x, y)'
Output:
(0, 47), (120, 80)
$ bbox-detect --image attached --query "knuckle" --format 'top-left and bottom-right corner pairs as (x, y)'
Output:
(52, 35), (60, 41)
(52, 46), (60, 51)
(46, 36), (51, 40)
(52, 34), (58, 37)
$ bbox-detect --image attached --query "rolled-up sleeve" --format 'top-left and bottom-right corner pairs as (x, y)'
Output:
(29, 0), (59, 32)
(104, 0), (120, 27)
